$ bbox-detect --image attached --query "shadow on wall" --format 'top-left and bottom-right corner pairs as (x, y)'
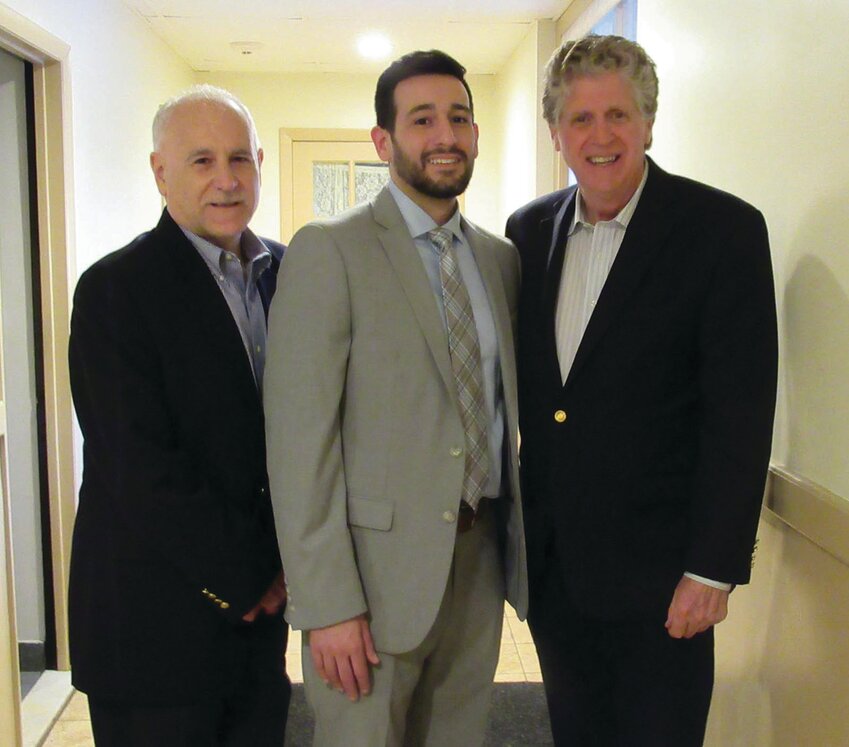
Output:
(782, 197), (849, 496)
(703, 194), (849, 745)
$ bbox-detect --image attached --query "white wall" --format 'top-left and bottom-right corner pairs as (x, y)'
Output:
(2, 0), (193, 276)
(200, 70), (503, 237)
(640, 0), (849, 501)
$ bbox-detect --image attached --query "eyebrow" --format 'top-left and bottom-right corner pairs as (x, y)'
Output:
(405, 102), (472, 117)
(186, 147), (253, 159)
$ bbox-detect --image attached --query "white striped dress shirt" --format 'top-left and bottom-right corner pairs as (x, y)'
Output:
(555, 165), (648, 384)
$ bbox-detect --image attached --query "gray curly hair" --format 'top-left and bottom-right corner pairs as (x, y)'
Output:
(542, 34), (658, 136)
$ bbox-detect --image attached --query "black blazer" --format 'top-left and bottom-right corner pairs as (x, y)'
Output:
(68, 209), (285, 703)
(506, 158), (778, 622)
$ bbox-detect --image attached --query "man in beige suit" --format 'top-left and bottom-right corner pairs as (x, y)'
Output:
(264, 50), (527, 746)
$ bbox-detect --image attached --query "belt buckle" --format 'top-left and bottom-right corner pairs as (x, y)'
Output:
(457, 500), (477, 533)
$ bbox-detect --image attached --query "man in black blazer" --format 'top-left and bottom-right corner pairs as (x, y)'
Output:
(506, 36), (777, 745)
(68, 85), (290, 745)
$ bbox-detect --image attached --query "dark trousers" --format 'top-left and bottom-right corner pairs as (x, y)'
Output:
(88, 620), (291, 747)
(529, 561), (714, 747)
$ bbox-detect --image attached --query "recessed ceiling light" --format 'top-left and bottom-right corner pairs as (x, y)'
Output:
(230, 41), (264, 56)
(356, 32), (392, 60)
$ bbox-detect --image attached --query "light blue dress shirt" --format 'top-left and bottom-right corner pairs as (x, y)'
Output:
(183, 227), (272, 391)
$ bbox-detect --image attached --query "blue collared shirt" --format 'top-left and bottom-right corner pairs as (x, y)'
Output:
(387, 180), (505, 499)
(182, 226), (272, 391)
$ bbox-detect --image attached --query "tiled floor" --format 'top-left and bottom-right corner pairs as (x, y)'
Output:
(42, 605), (539, 745)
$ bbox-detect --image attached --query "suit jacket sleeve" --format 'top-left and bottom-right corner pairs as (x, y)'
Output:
(69, 255), (276, 623)
(686, 206), (778, 583)
(264, 223), (368, 631)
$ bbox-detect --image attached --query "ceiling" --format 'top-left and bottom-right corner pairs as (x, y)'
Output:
(124, 0), (567, 74)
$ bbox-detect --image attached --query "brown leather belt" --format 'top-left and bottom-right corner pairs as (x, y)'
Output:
(457, 497), (493, 534)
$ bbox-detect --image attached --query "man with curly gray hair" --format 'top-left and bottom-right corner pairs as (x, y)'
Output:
(506, 34), (777, 745)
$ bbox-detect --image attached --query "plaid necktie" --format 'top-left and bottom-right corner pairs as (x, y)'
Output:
(428, 227), (489, 510)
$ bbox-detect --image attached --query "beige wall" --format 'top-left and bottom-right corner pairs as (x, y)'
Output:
(709, 508), (849, 746)
(2, 0), (193, 277)
(199, 71), (504, 236)
(492, 20), (558, 230)
(632, 1), (849, 743)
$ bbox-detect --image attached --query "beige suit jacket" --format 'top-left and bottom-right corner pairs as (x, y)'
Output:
(265, 187), (528, 654)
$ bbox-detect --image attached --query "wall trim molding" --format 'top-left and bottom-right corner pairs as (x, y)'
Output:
(1, 7), (76, 745)
(765, 465), (849, 567)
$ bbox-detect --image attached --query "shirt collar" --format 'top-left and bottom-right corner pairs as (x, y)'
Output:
(569, 160), (649, 236)
(181, 225), (271, 272)
(387, 178), (464, 243)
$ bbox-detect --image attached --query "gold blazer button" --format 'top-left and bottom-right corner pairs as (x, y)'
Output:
(554, 409), (567, 423)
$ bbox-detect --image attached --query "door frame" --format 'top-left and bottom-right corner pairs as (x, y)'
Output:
(1, 6), (76, 745)
(279, 128), (376, 242)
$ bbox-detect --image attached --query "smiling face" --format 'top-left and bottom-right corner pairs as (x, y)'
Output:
(371, 73), (478, 222)
(551, 71), (652, 224)
(150, 100), (263, 255)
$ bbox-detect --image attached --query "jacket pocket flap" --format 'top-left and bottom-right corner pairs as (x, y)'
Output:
(347, 496), (394, 531)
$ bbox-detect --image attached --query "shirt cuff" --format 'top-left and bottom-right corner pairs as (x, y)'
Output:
(684, 572), (732, 592)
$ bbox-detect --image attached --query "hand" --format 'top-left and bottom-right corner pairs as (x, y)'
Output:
(242, 570), (287, 623)
(308, 614), (380, 702)
(665, 575), (729, 639)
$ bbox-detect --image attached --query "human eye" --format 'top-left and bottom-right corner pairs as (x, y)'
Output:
(192, 156), (212, 166)
(571, 113), (591, 126)
(609, 109), (629, 122)
(412, 116), (431, 126)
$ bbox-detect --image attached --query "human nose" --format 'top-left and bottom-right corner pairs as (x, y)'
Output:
(590, 118), (614, 144)
(432, 116), (459, 147)
(212, 162), (239, 191)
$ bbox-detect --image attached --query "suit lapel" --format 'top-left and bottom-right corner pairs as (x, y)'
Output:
(258, 241), (283, 318)
(466, 223), (516, 410)
(371, 189), (456, 400)
(155, 210), (263, 411)
(541, 192), (577, 390)
(565, 159), (677, 388)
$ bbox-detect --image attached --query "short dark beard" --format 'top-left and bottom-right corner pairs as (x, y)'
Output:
(390, 136), (474, 199)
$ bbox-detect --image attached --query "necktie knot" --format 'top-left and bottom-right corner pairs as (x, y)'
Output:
(428, 227), (454, 255)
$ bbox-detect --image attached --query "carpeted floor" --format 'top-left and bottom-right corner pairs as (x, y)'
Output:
(283, 682), (554, 746)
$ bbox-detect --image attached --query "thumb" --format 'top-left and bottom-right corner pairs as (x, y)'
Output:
(361, 621), (381, 665)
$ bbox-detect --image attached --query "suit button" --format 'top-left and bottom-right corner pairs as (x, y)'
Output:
(442, 510), (457, 524)
(220, 602), (230, 610)
(449, 446), (463, 457)
(259, 486), (267, 496)
(554, 409), (567, 423)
